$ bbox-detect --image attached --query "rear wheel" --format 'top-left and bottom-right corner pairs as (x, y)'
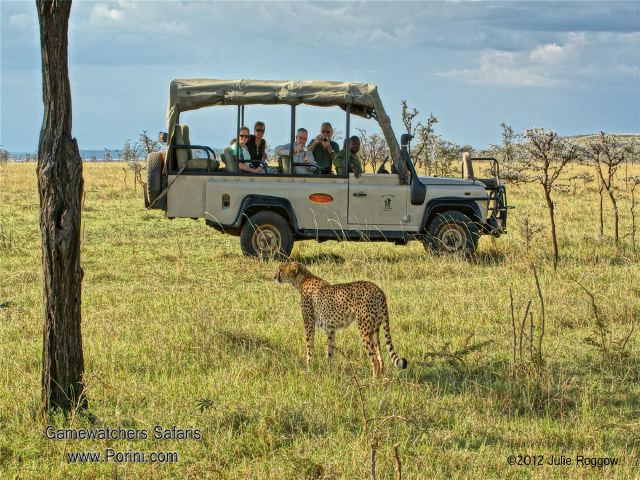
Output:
(240, 211), (294, 260)
(425, 210), (478, 256)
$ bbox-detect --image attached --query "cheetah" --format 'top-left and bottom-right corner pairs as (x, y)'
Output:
(275, 262), (407, 378)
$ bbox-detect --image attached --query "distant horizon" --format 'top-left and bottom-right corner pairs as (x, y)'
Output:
(5, 131), (639, 161)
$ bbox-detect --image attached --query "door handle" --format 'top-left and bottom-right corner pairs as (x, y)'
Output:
(353, 192), (367, 197)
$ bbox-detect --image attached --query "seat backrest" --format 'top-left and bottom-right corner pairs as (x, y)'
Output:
(222, 146), (237, 173)
(174, 124), (192, 168)
(277, 155), (291, 174)
(462, 152), (474, 179)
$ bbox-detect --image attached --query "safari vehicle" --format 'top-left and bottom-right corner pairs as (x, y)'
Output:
(145, 79), (511, 258)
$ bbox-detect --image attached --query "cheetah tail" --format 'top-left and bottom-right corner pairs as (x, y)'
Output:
(382, 307), (408, 370)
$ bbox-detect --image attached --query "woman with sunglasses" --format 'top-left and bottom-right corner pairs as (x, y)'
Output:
(232, 126), (264, 173)
(247, 121), (268, 168)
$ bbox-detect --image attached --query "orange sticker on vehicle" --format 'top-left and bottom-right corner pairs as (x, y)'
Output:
(309, 193), (334, 204)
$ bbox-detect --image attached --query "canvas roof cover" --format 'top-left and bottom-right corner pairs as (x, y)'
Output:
(166, 79), (402, 165)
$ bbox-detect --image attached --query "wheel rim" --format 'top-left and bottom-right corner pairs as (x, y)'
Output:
(438, 225), (466, 252)
(252, 224), (282, 256)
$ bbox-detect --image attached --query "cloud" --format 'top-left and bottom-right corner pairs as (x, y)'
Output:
(438, 50), (569, 88)
(436, 31), (639, 88)
(530, 44), (565, 65)
(88, 4), (124, 23)
(9, 13), (32, 28)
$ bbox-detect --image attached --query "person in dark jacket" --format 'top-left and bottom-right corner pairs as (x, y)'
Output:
(246, 121), (267, 169)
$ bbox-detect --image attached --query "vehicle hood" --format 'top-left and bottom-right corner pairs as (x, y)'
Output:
(419, 177), (488, 187)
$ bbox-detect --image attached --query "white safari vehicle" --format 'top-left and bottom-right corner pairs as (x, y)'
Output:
(145, 79), (511, 258)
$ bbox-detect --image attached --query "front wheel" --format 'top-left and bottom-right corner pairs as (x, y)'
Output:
(425, 210), (478, 256)
(240, 211), (294, 260)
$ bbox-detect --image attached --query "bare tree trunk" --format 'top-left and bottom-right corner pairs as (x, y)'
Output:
(631, 188), (636, 251)
(37, 0), (86, 412)
(606, 189), (619, 247)
(544, 188), (559, 270)
(631, 183), (638, 252)
(598, 180), (604, 236)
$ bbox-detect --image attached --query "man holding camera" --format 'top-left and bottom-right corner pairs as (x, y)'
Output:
(275, 128), (318, 174)
(308, 122), (340, 174)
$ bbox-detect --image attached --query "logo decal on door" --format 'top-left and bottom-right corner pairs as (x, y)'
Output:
(381, 194), (394, 211)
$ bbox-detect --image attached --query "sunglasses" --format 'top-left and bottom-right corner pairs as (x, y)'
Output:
(255, 128), (265, 133)
(321, 130), (331, 134)
(239, 134), (250, 139)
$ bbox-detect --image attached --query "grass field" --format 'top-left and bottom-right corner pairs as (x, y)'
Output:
(1, 161), (639, 479)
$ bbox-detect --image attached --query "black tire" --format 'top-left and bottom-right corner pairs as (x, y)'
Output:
(240, 211), (294, 260)
(145, 151), (164, 204)
(425, 210), (478, 256)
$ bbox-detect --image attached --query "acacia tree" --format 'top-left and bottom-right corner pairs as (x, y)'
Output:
(400, 100), (419, 136)
(585, 132), (625, 246)
(37, 0), (86, 411)
(523, 128), (579, 269)
(139, 130), (161, 156)
(119, 139), (144, 188)
(400, 100), (439, 175)
(495, 123), (527, 184)
(356, 128), (388, 172)
(0, 147), (9, 166)
(433, 139), (461, 177)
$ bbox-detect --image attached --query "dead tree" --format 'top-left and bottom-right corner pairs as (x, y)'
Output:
(523, 128), (578, 269)
(37, 0), (86, 412)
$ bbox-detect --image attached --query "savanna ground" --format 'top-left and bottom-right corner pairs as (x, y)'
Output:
(1, 161), (639, 479)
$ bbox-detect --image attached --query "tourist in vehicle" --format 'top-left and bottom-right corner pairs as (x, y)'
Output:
(275, 128), (318, 174)
(247, 121), (268, 168)
(308, 122), (339, 174)
(333, 136), (362, 178)
(233, 126), (264, 173)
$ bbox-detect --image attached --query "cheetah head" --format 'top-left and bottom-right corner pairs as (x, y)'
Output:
(274, 262), (308, 288)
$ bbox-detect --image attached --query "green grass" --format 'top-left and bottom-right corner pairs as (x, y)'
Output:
(1, 161), (639, 479)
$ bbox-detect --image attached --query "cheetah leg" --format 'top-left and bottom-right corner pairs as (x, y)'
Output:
(373, 329), (384, 375)
(358, 322), (381, 379)
(304, 319), (315, 372)
(326, 329), (336, 364)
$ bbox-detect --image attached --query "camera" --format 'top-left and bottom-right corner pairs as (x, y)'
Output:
(322, 136), (329, 142)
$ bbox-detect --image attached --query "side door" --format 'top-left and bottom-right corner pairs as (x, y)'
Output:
(347, 173), (410, 232)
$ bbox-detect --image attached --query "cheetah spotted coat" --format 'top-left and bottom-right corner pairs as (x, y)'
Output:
(275, 262), (407, 378)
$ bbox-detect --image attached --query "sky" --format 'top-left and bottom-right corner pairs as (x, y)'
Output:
(1, 0), (638, 154)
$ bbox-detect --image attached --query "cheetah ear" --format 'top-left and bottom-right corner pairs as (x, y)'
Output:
(292, 263), (299, 275)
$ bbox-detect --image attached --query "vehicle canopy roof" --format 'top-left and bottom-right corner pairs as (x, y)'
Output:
(166, 78), (402, 166)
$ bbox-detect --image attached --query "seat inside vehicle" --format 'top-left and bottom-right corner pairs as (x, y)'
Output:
(174, 124), (220, 171)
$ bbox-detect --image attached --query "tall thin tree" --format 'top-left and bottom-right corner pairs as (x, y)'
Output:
(37, 0), (86, 411)
(523, 128), (578, 270)
(586, 132), (625, 247)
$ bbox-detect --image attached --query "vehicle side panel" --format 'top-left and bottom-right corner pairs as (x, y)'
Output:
(204, 175), (349, 231)
(166, 175), (206, 218)
(347, 173), (412, 231)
